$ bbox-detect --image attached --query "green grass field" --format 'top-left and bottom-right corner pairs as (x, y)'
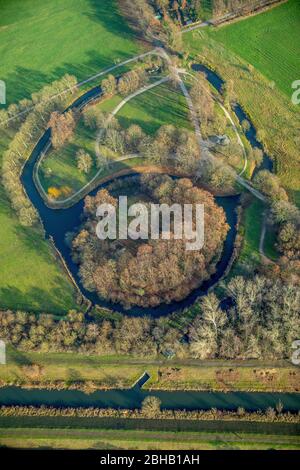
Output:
(0, 183), (77, 314)
(1, 427), (299, 450)
(230, 199), (264, 277)
(0, 0), (143, 313)
(117, 82), (192, 135)
(210, 0), (300, 97)
(184, 0), (300, 203)
(39, 82), (193, 197)
(0, 0), (141, 105)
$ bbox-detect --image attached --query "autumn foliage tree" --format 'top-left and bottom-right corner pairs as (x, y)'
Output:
(72, 175), (229, 308)
(49, 110), (76, 149)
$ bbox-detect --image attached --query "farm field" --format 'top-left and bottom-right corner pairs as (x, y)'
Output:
(0, 0), (142, 105)
(0, 127), (77, 313)
(209, 0), (300, 97)
(183, 0), (300, 204)
(39, 81), (193, 198)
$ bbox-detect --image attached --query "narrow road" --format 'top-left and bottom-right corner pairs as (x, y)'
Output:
(32, 46), (266, 207)
(181, 0), (285, 33)
(178, 69), (265, 202)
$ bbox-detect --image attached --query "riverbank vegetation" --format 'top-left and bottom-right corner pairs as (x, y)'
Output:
(0, 79), (79, 313)
(1, 401), (299, 424)
(0, 274), (298, 366)
(1, 75), (78, 225)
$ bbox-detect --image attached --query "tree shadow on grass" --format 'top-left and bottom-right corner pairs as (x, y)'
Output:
(4, 49), (126, 105)
(0, 285), (74, 315)
(84, 0), (138, 41)
(4, 67), (52, 105)
(6, 345), (33, 366)
(92, 441), (122, 450)
(66, 368), (83, 386)
(52, 48), (139, 87)
(12, 224), (56, 264)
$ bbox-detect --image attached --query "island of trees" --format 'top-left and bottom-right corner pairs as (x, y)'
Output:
(72, 175), (229, 308)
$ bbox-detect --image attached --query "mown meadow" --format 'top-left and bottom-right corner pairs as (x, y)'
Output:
(0, 0), (141, 105)
(0, 0), (142, 313)
(209, 0), (300, 97)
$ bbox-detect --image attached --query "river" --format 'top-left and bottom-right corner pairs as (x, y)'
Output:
(0, 384), (299, 412)
(191, 63), (273, 173)
(21, 85), (240, 317)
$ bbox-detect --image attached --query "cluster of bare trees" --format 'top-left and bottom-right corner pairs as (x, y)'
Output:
(72, 174), (228, 308)
(49, 110), (76, 149)
(101, 69), (150, 99)
(196, 153), (235, 190)
(269, 198), (300, 284)
(76, 149), (93, 174)
(252, 169), (300, 283)
(122, 0), (183, 51)
(0, 274), (298, 360)
(190, 75), (214, 130)
(212, 0), (278, 18)
(190, 275), (300, 360)
(140, 124), (200, 173)
(84, 110), (146, 160)
(84, 105), (201, 174)
(118, 69), (148, 96)
(254, 170), (288, 202)
(155, 1), (205, 23)
(122, 0), (161, 41)
(1, 75), (77, 225)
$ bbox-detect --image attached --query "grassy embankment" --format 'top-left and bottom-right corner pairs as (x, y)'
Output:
(0, 0), (142, 313)
(0, 346), (298, 392)
(1, 427), (299, 450)
(184, 0), (300, 205)
(39, 81), (192, 198)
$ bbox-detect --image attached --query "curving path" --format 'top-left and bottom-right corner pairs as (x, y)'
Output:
(35, 75), (170, 207)
(21, 50), (273, 315)
(20, 65), (240, 316)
